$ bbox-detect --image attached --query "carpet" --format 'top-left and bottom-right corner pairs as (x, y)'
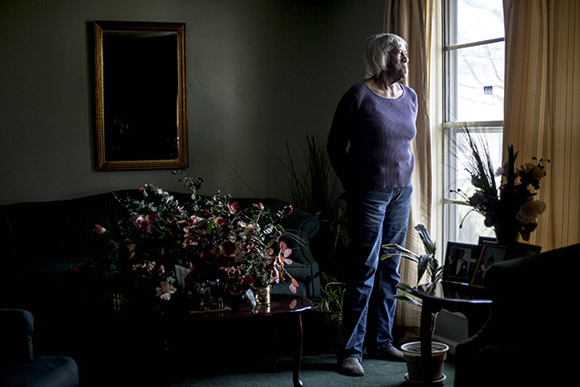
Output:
(157, 353), (456, 387)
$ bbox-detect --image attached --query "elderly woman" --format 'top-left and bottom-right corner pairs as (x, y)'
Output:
(327, 33), (417, 376)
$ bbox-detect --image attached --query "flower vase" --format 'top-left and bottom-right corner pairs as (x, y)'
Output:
(228, 286), (271, 311)
(494, 223), (519, 246)
(256, 285), (271, 305)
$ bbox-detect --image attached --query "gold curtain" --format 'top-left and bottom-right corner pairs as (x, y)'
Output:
(503, 0), (580, 250)
(383, 0), (433, 335)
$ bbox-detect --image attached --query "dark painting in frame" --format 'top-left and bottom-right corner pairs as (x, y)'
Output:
(443, 242), (481, 284)
(94, 21), (188, 171)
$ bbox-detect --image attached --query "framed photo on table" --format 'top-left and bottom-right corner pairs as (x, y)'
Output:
(470, 244), (509, 288)
(507, 243), (542, 259)
(443, 242), (480, 284)
(477, 236), (497, 245)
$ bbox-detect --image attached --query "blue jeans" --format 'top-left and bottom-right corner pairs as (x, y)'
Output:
(341, 185), (412, 361)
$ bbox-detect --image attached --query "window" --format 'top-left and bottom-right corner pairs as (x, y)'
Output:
(442, 0), (505, 245)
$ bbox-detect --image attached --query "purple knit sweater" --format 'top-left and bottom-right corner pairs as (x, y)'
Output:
(327, 81), (418, 190)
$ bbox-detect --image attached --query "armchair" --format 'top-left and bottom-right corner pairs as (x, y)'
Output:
(454, 243), (579, 386)
(0, 309), (79, 387)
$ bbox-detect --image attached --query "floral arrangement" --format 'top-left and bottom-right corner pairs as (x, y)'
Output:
(453, 128), (550, 244)
(92, 172), (298, 309)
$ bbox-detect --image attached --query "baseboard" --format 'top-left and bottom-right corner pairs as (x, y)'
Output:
(432, 310), (469, 355)
(432, 333), (459, 355)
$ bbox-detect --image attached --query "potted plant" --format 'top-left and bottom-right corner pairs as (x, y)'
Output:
(382, 224), (448, 384)
(308, 272), (346, 354)
(316, 271), (346, 313)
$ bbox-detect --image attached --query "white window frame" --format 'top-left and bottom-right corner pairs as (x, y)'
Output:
(440, 0), (505, 247)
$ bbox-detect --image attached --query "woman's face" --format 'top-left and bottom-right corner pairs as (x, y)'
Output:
(387, 40), (409, 81)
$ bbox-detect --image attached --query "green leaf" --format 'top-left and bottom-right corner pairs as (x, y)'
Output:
(417, 255), (431, 283)
(381, 252), (420, 264)
(395, 294), (422, 307)
(414, 224), (436, 255)
(397, 282), (415, 293)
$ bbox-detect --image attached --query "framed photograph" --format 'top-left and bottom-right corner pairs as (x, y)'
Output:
(507, 243), (542, 260)
(478, 235), (497, 245)
(470, 244), (509, 288)
(443, 242), (481, 284)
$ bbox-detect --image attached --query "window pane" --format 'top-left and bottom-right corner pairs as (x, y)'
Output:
(447, 42), (505, 122)
(449, 0), (504, 46)
(445, 128), (503, 244)
(445, 203), (495, 244)
(445, 128), (503, 200)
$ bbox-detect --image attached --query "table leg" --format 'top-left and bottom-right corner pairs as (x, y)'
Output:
(420, 303), (435, 384)
(293, 312), (304, 387)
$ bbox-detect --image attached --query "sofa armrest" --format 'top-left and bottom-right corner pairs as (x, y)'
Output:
(0, 309), (34, 365)
(234, 197), (320, 266)
(242, 198), (321, 299)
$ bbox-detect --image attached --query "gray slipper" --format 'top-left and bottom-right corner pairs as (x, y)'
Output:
(367, 346), (405, 362)
(338, 357), (365, 376)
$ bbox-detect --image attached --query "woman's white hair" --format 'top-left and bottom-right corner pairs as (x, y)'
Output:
(364, 33), (407, 79)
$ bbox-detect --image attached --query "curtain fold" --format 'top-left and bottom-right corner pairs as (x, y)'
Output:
(383, 0), (433, 334)
(503, 0), (580, 250)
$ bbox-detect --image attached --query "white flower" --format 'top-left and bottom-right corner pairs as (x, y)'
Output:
(516, 199), (546, 224)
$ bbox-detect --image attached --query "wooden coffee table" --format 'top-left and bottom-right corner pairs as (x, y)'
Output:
(184, 294), (313, 387)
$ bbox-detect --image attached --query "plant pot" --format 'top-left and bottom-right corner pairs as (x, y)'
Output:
(305, 311), (344, 354)
(321, 311), (344, 353)
(401, 341), (449, 384)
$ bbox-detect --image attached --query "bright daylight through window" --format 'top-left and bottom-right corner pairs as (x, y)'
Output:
(443, 0), (505, 245)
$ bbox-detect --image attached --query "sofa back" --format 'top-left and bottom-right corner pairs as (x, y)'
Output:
(0, 191), (130, 263)
(0, 191), (320, 301)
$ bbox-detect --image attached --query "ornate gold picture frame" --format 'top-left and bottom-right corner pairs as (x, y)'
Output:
(94, 21), (188, 171)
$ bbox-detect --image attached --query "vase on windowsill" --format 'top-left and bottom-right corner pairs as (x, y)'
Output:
(451, 126), (549, 247)
(493, 221), (520, 247)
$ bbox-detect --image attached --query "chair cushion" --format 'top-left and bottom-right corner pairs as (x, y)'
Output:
(0, 356), (79, 387)
(0, 309), (34, 364)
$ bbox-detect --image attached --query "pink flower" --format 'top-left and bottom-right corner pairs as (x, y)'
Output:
(156, 281), (177, 301)
(133, 215), (145, 229)
(145, 214), (157, 232)
(189, 215), (204, 225)
(133, 214), (156, 232)
(283, 205), (293, 215)
(93, 224), (107, 235)
(228, 201), (239, 214)
(214, 217), (227, 227)
(125, 240), (136, 259)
